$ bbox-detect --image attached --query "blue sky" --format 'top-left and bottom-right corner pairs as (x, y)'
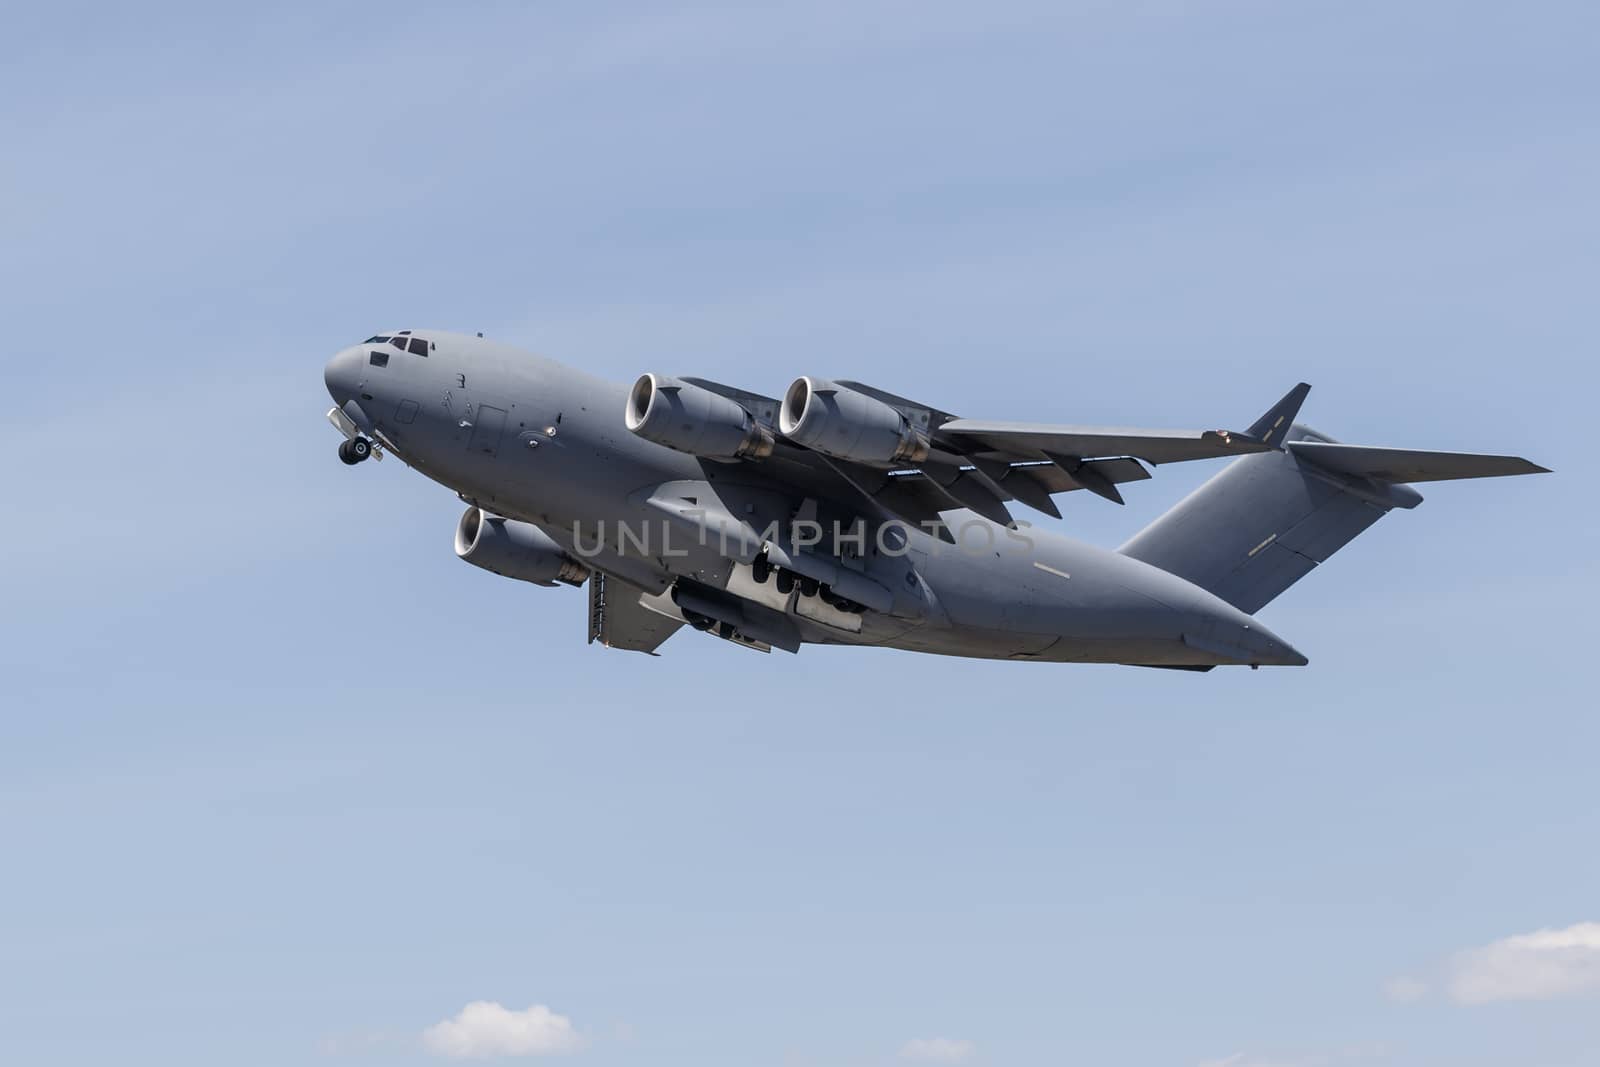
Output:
(2, 3), (1595, 1065)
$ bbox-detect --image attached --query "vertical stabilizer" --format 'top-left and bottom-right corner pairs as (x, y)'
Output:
(1119, 424), (1545, 613)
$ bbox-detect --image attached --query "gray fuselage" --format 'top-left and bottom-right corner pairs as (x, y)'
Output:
(323, 330), (1305, 667)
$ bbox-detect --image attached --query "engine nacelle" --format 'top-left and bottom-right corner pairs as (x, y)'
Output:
(454, 507), (589, 587)
(625, 373), (774, 460)
(778, 377), (930, 465)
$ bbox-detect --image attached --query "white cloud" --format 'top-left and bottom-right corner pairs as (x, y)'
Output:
(1382, 975), (1429, 1003)
(1445, 921), (1600, 1004)
(422, 1002), (585, 1059)
(899, 1037), (977, 1062)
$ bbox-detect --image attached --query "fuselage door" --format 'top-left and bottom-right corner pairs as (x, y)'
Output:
(468, 404), (508, 458)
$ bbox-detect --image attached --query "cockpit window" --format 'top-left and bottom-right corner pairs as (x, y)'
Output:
(369, 349), (389, 368)
(364, 331), (429, 355)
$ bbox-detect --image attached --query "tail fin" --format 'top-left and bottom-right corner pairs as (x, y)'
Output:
(1119, 417), (1548, 615)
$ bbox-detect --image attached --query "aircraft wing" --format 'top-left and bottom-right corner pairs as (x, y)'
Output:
(678, 376), (1309, 521)
(840, 378), (1309, 513)
(919, 381), (1310, 468)
(931, 421), (1268, 466)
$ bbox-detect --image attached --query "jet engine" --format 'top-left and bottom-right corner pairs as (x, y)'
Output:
(625, 373), (774, 460)
(454, 506), (590, 587)
(778, 377), (930, 465)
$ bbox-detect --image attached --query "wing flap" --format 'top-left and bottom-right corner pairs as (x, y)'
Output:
(1014, 457), (1151, 496)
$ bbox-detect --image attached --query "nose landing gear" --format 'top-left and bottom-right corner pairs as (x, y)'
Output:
(338, 437), (373, 465)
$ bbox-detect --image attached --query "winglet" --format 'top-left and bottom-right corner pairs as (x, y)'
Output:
(1243, 383), (1312, 449)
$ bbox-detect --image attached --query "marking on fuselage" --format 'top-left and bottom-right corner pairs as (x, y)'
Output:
(1032, 561), (1071, 580)
(1247, 533), (1278, 558)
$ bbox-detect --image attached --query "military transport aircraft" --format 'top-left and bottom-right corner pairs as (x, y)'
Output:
(323, 330), (1546, 668)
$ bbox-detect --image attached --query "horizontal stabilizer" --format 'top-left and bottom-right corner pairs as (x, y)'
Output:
(1288, 442), (1550, 483)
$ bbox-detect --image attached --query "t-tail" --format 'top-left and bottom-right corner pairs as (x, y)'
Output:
(1119, 384), (1549, 616)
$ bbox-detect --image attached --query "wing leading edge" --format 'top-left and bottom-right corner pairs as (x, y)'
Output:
(931, 381), (1312, 469)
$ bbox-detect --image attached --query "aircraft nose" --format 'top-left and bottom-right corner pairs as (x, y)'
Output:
(324, 346), (363, 406)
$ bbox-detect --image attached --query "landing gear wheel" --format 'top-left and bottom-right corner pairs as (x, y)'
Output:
(339, 437), (372, 465)
(751, 555), (771, 583)
(775, 570), (795, 595)
(798, 576), (819, 597)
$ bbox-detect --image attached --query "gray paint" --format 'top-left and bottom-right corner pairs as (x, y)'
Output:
(323, 331), (1547, 668)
